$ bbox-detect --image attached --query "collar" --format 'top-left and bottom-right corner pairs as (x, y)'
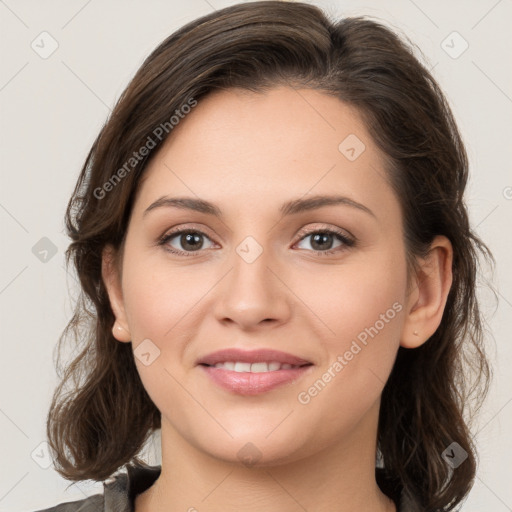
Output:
(103, 463), (161, 511)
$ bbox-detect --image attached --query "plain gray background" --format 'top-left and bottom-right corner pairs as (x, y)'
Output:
(1, 0), (511, 510)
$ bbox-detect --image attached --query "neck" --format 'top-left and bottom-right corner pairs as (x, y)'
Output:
(135, 404), (396, 512)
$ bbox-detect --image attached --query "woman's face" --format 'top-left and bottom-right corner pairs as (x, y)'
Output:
(106, 86), (411, 465)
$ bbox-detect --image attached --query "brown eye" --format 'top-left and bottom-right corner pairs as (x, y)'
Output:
(295, 229), (355, 254)
(160, 229), (215, 255)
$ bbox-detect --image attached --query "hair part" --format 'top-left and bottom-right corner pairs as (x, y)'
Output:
(46, 2), (493, 510)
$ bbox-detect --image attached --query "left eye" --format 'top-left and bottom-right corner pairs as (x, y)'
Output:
(295, 230), (351, 252)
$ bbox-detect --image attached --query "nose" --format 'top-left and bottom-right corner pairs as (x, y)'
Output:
(212, 243), (293, 331)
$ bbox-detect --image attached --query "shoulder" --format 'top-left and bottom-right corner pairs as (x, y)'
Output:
(31, 462), (161, 512)
(32, 493), (103, 512)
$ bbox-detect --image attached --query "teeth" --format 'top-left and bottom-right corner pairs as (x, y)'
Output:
(212, 361), (300, 372)
(249, 362), (269, 373)
(234, 362), (251, 372)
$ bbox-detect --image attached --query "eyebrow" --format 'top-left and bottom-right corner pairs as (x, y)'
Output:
(143, 194), (376, 219)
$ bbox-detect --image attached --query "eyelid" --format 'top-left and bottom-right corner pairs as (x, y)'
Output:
(159, 223), (218, 242)
(293, 223), (355, 245)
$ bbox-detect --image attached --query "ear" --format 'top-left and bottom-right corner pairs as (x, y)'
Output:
(101, 244), (131, 343)
(401, 235), (453, 349)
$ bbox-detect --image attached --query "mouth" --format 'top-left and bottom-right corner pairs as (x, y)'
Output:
(199, 361), (312, 372)
(196, 348), (314, 395)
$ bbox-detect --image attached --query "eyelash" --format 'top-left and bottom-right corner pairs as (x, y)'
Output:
(158, 225), (356, 258)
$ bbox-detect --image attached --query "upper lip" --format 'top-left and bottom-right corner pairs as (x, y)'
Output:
(196, 348), (313, 366)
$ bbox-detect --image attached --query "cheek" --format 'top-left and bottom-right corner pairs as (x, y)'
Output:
(297, 319), (400, 432)
(121, 253), (206, 340)
(292, 252), (406, 414)
(291, 250), (407, 347)
(118, 256), (206, 417)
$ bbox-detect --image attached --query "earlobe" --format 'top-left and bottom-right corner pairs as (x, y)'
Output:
(400, 236), (453, 349)
(112, 322), (131, 343)
(101, 244), (131, 343)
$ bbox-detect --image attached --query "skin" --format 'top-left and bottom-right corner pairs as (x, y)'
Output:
(102, 86), (453, 512)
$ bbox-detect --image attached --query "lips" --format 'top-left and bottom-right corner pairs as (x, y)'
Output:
(196, 348), (314, 395)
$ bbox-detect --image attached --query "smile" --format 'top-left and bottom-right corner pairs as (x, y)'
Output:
(203, 361), (308, 372)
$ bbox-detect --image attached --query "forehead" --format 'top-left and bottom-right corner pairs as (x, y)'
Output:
(133, 86), (397, 221)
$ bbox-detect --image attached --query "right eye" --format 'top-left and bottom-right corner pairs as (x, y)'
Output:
(159, 229), (216, 256)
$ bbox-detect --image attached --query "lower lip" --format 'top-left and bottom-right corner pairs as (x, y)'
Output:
(199, 365), (314, 395)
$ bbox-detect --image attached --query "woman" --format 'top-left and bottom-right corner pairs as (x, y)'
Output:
(38, 2), (492, 511)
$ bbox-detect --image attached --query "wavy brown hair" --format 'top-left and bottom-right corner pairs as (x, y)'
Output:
(46, 2), (493, 510)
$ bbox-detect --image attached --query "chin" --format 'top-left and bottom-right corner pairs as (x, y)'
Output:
(189, 428), (312, 468)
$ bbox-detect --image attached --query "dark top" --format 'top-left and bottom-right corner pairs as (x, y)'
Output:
(33, 464), (420, 511)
